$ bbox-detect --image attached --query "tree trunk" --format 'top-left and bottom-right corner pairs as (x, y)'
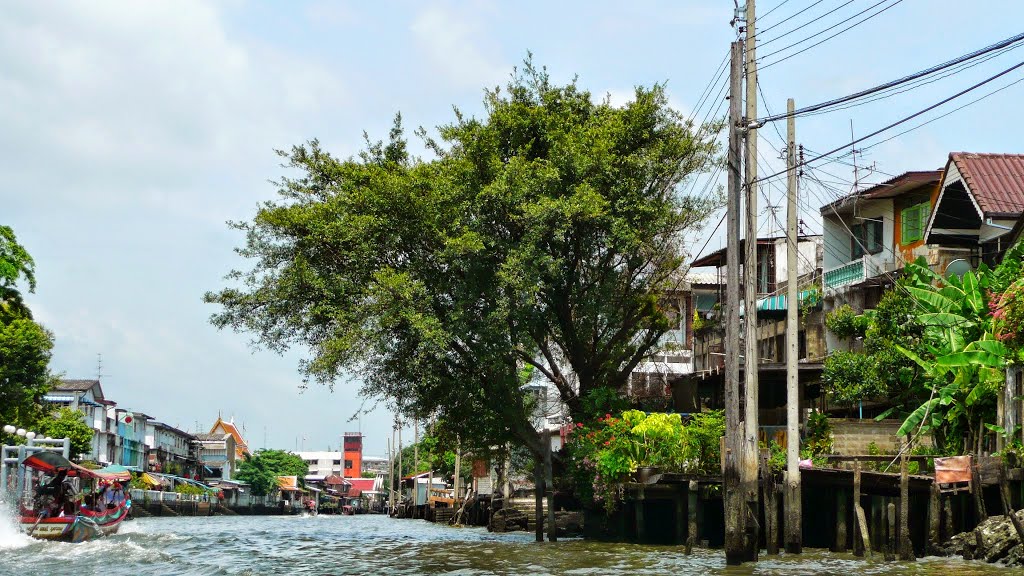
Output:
(544, 441), (557, 541)
(534, 458), (544, 542)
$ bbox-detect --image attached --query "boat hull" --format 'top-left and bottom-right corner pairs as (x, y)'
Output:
(22, 502), (130, 543)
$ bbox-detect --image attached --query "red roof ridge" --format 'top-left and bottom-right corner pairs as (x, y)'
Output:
(947, 152), (1024, 217)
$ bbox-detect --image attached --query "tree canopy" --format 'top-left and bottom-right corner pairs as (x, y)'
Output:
(0, 226), (54, 434)
(205, 61), (719, 459)
(37, 407), (94, 457)
(235, 449), (308, 496)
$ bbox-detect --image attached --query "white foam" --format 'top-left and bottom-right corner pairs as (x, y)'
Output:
(0, 499), (32, 550)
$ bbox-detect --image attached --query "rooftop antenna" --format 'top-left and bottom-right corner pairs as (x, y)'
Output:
(96, 353), (107, 381)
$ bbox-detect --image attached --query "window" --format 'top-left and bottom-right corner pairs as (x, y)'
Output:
(344, 459), (353, 469)
(851, 219), (883, 258)
(901, 202), (928, 244)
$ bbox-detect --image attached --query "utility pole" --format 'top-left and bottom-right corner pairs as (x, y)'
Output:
(724, 38), (746, 567)
(397, 419), (403, 486)
(414, 419), (419, 476)
(785, 98), (803, 554)
(387, 436), (393, 515)
(742, 0), (761, 562)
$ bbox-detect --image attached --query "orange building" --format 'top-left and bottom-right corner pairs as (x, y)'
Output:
(342, 432), (362, 478)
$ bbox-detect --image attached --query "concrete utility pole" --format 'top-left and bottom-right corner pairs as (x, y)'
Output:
(724, 39), (746, 567)
(387, 436), (394, 514)
(784, 97), (803, 553)
(414, 420), (419, 476)
(398, 420), (403, 487)
(742, 0), (761, 561)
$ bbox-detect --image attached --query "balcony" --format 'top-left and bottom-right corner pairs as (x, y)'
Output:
(823, 254), (885, 294)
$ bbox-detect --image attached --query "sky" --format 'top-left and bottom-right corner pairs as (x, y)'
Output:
(3, 0), (1023, 456)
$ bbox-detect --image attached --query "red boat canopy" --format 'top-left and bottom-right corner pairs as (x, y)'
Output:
(21, 451), (131, 482)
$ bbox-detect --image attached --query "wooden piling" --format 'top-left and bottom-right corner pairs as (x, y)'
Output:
(855, 501), (871, 557)
(972, 459), (987, 524)
(943, 494), (954, 542)
(675, 492), (686, 546)
(766, 478), (779, 555)
(928, 481), (941, 555)
(1000, 465), (1024, 544)
(886, 502), (896, 562)
(834, 488), (848, 553)
(635, 487), (646, 542)
(686, 480), (699, 555)
(853, 461), (864, 557)
(899, 449), (914, 560)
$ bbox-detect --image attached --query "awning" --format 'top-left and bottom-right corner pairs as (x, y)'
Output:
(139, 472), (165, 488)
(22, 452), (128, 482)
(755, 289), (821, 312)
(96, 464), (133, 481)
(42, 394), (75, 403)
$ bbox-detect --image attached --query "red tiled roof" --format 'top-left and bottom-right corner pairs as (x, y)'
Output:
(324, 474), (348, 486)
(949, 153), (1024, 217)
(346, 479), (376, 492)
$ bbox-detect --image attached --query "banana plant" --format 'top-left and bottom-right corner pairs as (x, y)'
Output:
(892, 258), (1006, 444)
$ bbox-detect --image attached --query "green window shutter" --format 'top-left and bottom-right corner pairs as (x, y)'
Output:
(901, 203), (926, 244)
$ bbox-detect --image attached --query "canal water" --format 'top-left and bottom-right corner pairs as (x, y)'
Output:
(0, 507), (1012, 575)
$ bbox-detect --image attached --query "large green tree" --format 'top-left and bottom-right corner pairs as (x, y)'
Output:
(37, 407), (94, 457)
(206, 64), (718, 536)
(235, 449), (309, 496)
(0, 226), (54, 433)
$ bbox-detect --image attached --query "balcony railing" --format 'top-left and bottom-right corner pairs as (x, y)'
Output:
(823, 254), (885, 294)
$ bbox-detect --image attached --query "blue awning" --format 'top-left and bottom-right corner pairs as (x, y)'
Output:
(756, 289), (821, 312)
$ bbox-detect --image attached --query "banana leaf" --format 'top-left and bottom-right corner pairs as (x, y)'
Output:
(898, 397), (941, 437)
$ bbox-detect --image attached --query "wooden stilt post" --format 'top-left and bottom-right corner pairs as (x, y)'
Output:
(765, 472), (779, 555)
(533, 459), (544, 542)
(972, 459), (987, 525)
(853, 461), (864, 557)
(886, 502), (896, 562)
(1000, 465), (1024, 544)
(899, 449), (914, 560)
(636, 486), (646, 542)
(675, 492), (686, 546)
(928, 481), (941, 555)
(687, 480), (699, 554)
(943, 494), (954, 543)
(835, 488), (848, 553)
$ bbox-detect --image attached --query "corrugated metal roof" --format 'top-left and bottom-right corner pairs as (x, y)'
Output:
(950, 152), (1024, 217)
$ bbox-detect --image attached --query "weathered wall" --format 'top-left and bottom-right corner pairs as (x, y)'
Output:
(830, 418), (932, 455)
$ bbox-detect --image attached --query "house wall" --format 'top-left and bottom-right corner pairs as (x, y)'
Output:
(830, 418), (932, 455)
(773, 238), (821, 285)
(822, 199), (895, 271)
(894, 183), (941, 263)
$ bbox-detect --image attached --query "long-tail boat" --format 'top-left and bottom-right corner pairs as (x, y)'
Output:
(18, 451), (132, 542)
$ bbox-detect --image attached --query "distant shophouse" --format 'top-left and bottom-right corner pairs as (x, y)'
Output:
(146, 421), (199, 477)
(44, 379), (114, 463)
(296, 451), (345, 483)
(194, 432), (237, 481)
(110, 408), (150, 469)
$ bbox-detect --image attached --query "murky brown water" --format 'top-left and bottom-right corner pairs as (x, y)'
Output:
(0, 509), (1013, 575)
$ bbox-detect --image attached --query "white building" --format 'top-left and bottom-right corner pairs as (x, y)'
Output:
(296, 451), (344, 482)
(44, 379), (115, 463)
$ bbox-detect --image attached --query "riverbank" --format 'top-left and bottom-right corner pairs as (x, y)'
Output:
(1, 513), (1017, 575)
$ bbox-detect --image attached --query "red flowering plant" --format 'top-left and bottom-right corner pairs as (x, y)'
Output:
(993, 277), (1024, 356)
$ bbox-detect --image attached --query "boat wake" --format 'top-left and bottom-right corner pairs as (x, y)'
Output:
(0, 499), (32, 550)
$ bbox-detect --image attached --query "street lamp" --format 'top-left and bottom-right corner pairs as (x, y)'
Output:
(2, 425), (14, 434)
(15, 429), (26, 437)
(25, 431), (36, 440)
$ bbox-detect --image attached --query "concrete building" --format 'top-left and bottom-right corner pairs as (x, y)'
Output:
(296, 451), (344, 482)
(342, 432), (363, 478)
(44, 379), (114, 463)
(194, 432), (237, 481)
(146, 421), (198, 477)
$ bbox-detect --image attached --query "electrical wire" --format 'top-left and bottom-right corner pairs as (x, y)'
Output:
(759, 0), (905, 69)
(752, 58), (1024, 186)
(756, 31), (1024, 124)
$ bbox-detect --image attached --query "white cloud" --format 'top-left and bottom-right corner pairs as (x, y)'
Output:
(409, 2), (506, 90)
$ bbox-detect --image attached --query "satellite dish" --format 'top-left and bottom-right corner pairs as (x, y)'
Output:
(944, 258), (972, 280)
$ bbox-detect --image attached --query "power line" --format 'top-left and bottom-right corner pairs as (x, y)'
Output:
(760, 0), (905, 69)
(756, 31), (1024, 124)
(754, 0), (829, 40)
(757, 0), (855, 48)
(753, 58), (1024, 186)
